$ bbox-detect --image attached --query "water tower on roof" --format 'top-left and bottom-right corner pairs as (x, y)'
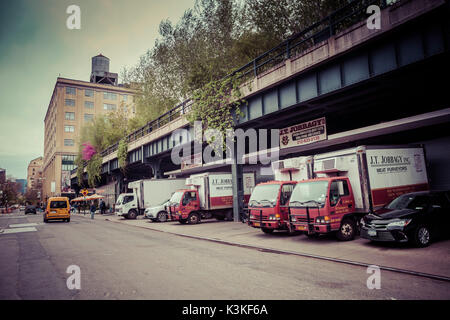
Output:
(90, 54), (118, 86)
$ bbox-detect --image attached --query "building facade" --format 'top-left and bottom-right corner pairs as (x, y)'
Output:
(42, 55), (137, 200)
(27, 156), (43, 199)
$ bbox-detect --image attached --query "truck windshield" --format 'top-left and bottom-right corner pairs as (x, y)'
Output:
(248, 184), (279, 206)
(169, 191), (184, 204)
(289, 181), (328, 206)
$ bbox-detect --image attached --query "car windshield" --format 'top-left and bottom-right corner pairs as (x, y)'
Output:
(169, 191), (184, 204)
(50, 201), (67, 209)
(159, 199), (170, 206)
(289, 181), (328, 206)
(385, 194), (429, 210)
(249, 184), (280, 206)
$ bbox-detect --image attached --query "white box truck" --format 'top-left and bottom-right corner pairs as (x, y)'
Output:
(288, 145), (429, 240)
(115, 178), (186, 219)
(168, 172), (256, 224)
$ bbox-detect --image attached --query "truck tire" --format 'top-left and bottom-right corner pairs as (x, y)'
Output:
(128, 210), (137, 220)
(262, 228), (274, 234)
(188, 212), (200, 225)
(413, 225), (431, 248)
(157, 211), (168, 222)
(337, 219), (356, 241)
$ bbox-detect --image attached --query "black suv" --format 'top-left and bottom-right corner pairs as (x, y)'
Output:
(25, 205), (37, 214)
(360, 191), (450, 247)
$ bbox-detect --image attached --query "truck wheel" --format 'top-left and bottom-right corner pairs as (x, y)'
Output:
(157, 211), (168, 222)
(188, 212), (200, 225)
(413, 225), (431, 247)
(262, 228), (274, 234)
(337, 219), (356, 241)
(128, 210), (137, 220)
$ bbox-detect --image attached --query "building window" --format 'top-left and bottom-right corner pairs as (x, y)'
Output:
(64, 139), (74, 146)
(85, 89), (94, 97)
(85, 101), (94, 109)
(122, 94), (128, 101)
(103, 92), (117, 100)
(65, 112), (75, 120)
(62, 155), (76, 171)
(64, 125), (75, 133)
(66, 87), (76, 95)
(84, 114), (94, 122)
(65, 99), (75, 106)
(103, 103), (116, 111)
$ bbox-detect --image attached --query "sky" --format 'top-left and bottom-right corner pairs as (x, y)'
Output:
(0, 0), (197, 179)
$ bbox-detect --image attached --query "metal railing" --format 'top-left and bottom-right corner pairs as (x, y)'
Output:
(75, 0), (389, 170)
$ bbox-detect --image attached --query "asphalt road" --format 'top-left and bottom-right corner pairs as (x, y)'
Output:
(1, 212), (449, 300)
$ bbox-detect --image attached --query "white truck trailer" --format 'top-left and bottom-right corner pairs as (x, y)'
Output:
(115, 178), (186, 219)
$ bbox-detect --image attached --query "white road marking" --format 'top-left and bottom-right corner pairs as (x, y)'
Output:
(0, 227), (37, 234)
(0, 215), (28, 219)
(9, 223), (39, 228)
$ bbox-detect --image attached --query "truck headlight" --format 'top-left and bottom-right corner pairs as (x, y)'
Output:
(290, 216), (297, 222)
(387, 219), (411, 228)
(360, 218), (365, 227)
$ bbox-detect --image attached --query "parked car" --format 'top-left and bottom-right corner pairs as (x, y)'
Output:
(360, 191), (450, 247)
(25, 205), (37, 214)
(145, 199), (171, 222)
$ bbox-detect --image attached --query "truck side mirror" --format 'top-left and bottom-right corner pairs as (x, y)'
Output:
(337, 181), (345, 196)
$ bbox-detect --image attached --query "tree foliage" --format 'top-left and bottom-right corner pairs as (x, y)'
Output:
(122, 0), (349, 128)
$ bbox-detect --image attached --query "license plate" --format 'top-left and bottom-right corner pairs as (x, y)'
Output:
(368, 230), (377, 236)
(51, 211), (57, 214)
(253, 222), (260, 227)
(296, 225), (307, 231)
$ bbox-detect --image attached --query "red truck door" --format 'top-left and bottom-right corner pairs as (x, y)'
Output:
(181, 191), (199, 213)
(279, 184), (295, 222)
(328, 179), (354, 229)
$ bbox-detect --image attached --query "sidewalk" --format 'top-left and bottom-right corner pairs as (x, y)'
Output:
(76, 213), (450, 280)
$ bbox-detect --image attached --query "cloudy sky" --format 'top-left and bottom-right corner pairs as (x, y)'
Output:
(0, 0), (196, 179)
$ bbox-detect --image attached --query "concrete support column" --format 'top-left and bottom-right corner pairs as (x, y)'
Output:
(149, 158), (163, 179)
(231, 140), (244, 222)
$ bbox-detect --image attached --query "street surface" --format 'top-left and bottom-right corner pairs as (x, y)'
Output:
(0, 211), (449, 300)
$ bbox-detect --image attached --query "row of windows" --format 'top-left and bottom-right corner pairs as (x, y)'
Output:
(62, 155), (76, 171)
(64, 139), (74, 146)
(64, 125), (74, 132)
(66, 99), (120, 111)
(66, 86), (128, 100)
(65, 112), (94, 122)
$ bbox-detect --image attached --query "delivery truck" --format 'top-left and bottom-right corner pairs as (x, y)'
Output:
(288, 145), (429, 240)
(168, 172), (256, 224)
(248, 156), (313, 234)
(115, 178), (186, 219)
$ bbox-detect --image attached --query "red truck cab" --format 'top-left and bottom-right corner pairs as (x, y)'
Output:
(288, 177), (358, 240)
(248, 181), (297, 234)
(168, 189), (201, 224)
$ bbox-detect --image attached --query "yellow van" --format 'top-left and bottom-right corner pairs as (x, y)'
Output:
(44, 197), (71, 223)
